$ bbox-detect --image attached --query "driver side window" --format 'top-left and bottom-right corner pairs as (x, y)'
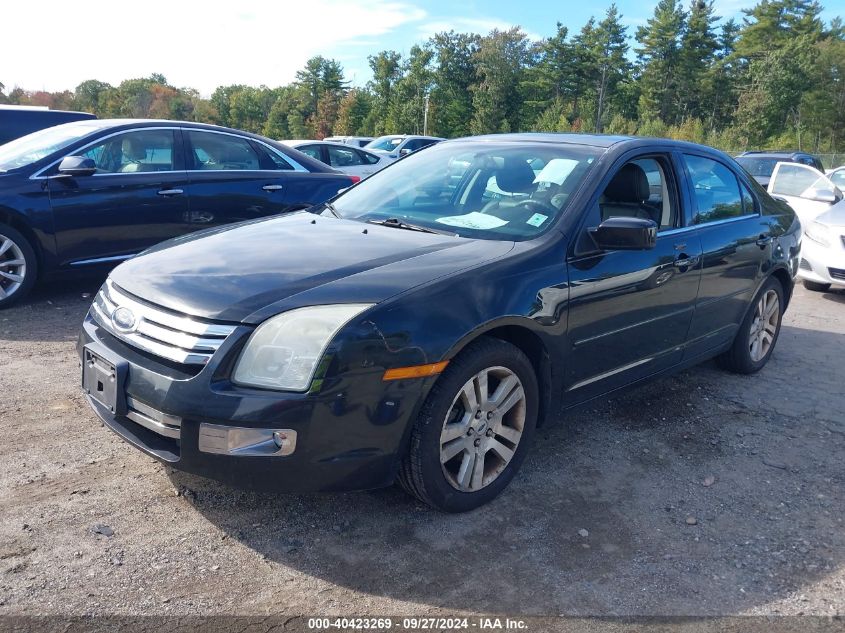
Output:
(81, 130), (175, 174)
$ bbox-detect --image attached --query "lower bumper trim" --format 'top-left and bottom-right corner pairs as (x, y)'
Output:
(198, 423), (297, 457)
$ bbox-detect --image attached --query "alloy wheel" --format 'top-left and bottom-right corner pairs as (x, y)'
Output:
(0, 234), (27, 301)
(439, 366), (526, 492)
(748, 289), (779, 362)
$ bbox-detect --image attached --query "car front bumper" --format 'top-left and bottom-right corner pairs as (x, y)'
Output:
(797, 237), (845, 288)
(78, 313), (429, 492)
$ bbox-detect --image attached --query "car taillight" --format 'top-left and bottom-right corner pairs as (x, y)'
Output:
(348, 175), (361, 184)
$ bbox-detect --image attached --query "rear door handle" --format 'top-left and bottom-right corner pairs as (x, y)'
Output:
(262, 184), (283, 192)
(157, 188), (183, 196)
(756, 235), (773, 248)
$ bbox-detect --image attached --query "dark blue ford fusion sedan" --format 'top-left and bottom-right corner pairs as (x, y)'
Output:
(0, 119), (356, 307)
(79, 133), (800, 512)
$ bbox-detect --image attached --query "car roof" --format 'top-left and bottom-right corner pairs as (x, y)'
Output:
(444, 132), (726, 153)
(737, 151), (811, 158)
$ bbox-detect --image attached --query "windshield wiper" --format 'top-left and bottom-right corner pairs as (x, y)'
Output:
(367, 217), (456, 236)
(320, 202), (342, 218)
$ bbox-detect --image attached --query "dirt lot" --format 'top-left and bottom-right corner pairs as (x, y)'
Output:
(0, 275), (843, 618)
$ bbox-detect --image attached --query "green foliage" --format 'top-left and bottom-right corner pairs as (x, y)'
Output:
(4, 0), (844, 154)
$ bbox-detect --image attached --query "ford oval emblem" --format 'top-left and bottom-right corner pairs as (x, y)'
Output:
(112, 306), (137, 333)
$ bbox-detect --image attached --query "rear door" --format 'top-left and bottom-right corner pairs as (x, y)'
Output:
(680, 153), (772, 357)
(767, 162), (843, 225)
(48, 127), (191, 268)
(565, 152), (702, 402)
(183, 129), (295, 228)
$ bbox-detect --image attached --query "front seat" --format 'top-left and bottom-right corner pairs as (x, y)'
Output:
(600, 163), (656, 222)
(119, 138), (150, 173)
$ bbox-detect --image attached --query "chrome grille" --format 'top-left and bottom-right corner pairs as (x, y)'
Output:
(91, 279), (237, 365)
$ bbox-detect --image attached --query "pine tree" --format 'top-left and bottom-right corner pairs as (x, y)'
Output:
(636, 0), (686, 123)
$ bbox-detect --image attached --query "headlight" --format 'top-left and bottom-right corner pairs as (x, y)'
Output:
(805, 221), (832, 247)
(233, 304), (373, 391)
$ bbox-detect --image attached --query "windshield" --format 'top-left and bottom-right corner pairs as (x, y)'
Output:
(735, 156), (780, 178)
(366, 136), (404, 152)
(329, 141), (602, 241)
(0, 121), (107, 172)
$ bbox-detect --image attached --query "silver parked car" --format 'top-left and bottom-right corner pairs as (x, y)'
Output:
(323, 135), (374, 148)
(282, 140), (390, 180)
(364, 135), (445, 160)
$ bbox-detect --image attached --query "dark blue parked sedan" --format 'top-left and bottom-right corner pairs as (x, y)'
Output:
(0, 119), (356, 307)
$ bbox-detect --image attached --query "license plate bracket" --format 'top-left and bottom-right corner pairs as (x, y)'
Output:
(82, 346), (127, 416)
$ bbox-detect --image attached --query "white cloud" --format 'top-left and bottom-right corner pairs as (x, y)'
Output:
(417, 17), (543, 42)
(1, 0), (426, 95)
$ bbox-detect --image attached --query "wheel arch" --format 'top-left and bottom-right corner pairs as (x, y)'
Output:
(445, 318), (556, 428)
(768, 265), (794, 308)
(0, 207), (43, 272)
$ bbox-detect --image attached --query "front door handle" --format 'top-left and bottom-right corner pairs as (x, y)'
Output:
(756, 234), (773, 249)
(262, 184), (283, 192)
(157, 188), (184, 196)
(673, 254), (700, 269)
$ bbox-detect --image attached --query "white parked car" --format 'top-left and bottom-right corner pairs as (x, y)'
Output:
(282, 140), (389, 180)
(323, 135), (374, 148)
(826, 166), (845, 190)
(364, 135), (445, 160)
(767, 162), (845, 292)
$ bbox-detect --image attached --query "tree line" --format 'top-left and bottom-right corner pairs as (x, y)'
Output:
(2, 0), (843, 154)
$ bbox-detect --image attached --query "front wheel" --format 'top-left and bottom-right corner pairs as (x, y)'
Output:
(398, 337), (538, 512)
(718, 277), (784, 374)
(0, 223), (37, 309)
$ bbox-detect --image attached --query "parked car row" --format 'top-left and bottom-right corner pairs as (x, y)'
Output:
(73, 132), (801, 511)
(281, 134), (445, 178)
(0, 119), (357, 307)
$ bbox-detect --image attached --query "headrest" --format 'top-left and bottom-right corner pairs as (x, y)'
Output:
(121, 137), (147, 162)
(495, 156), (536, 194)
(604, 163), (650, 203)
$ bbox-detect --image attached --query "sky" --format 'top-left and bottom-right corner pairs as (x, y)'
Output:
(3, 0), (844, 97)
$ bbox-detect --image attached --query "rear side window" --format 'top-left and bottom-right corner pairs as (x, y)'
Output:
(358, 149), (380, 165)
(187, 131), (260, 171)
(327, 145), (364, 167)
(296, 144), (322, 161)
(683, 155), (744, 224)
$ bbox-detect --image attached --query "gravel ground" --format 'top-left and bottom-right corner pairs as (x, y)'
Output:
(0, 276), (843, 618)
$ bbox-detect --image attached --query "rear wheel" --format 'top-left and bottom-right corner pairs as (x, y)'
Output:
(718, 277), (784, 374)
(0, 223), (37, 309)
(398, 337), (538, 512)
(803, 279), (831, 293)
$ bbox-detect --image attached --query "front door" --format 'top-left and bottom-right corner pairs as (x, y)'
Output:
(48, 128), (190, 268)
(767, 162), (843, 225)
(565, 153), (702, 402)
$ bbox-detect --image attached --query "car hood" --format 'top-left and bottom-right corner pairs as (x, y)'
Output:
(109, 212), (514, 323)
(816, 199), (845, 227)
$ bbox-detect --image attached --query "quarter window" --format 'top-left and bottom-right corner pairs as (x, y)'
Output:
(683, 155), (744, 224)
(81, 130), (175, 174)
(187, 131), (261, 171)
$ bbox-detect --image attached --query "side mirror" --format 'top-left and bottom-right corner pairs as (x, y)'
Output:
(57, 156), (97, 177)
(399, 148), (411, 156)
(589, 216), (657, 251)
(810, 188), (839, 204)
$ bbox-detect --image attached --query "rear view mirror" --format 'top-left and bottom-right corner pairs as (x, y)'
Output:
(57, 156), (97, 177)
(810, 188), (839, 204)
(590, 217), (657, 251)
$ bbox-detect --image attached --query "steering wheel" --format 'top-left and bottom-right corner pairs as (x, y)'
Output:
(515, 198), (555, 215)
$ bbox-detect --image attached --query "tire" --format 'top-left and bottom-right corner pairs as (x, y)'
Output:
(717, 277), (784, 374)
(398, 337), (538, 512)
(803, 279), (831, 293)
(0, 223), (37, 309)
